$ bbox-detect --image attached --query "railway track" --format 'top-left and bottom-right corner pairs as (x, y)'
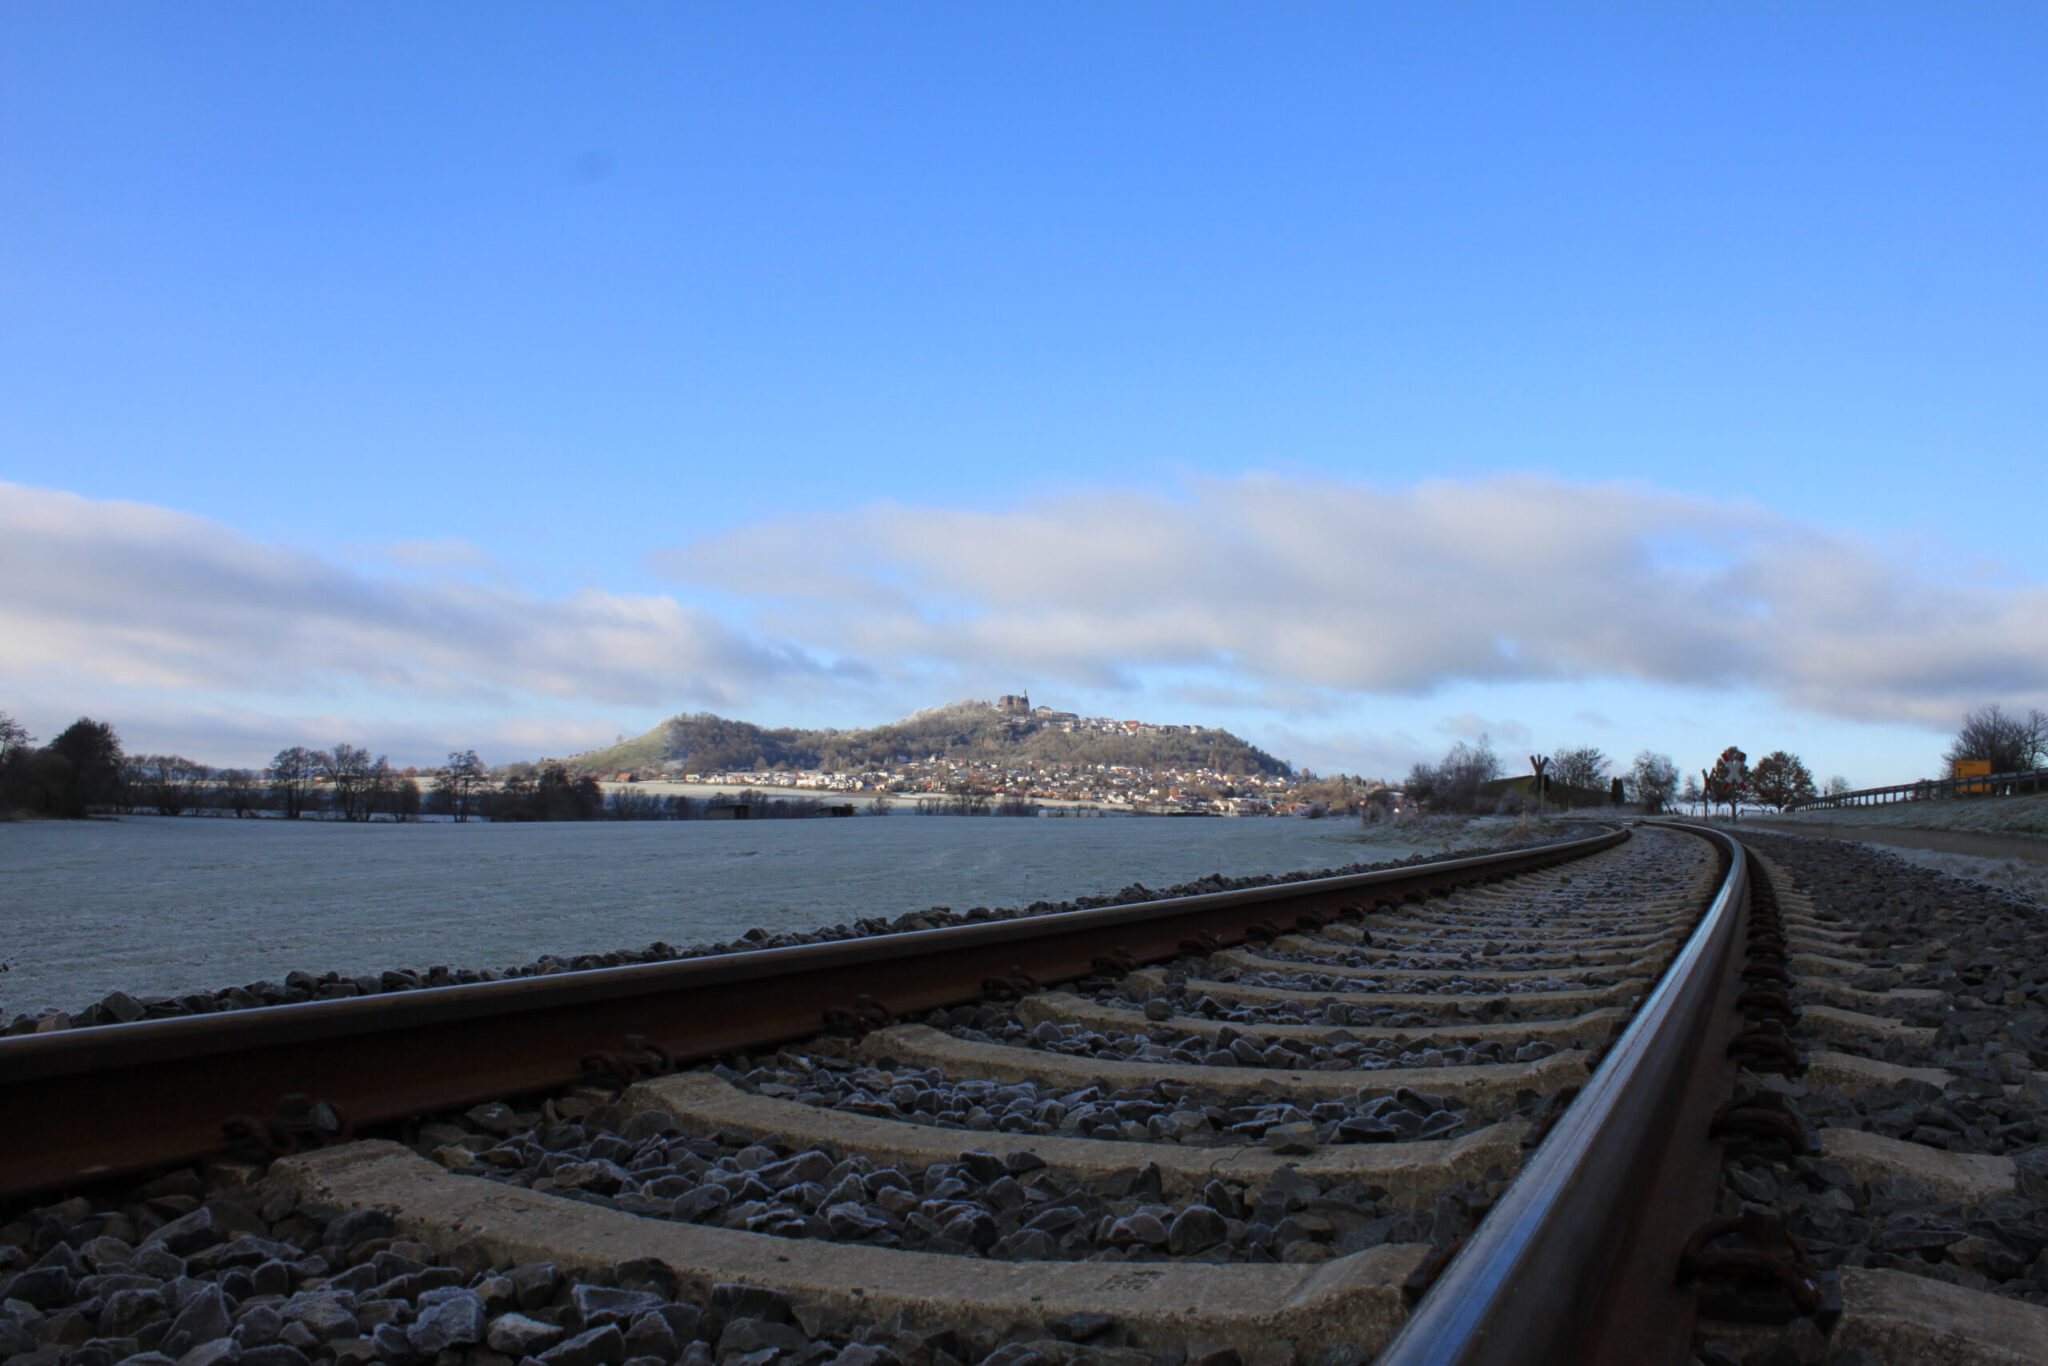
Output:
(4, 822), (2045, 1365)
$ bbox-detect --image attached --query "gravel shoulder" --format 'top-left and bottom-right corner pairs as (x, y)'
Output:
(1689, 830), (2048, 1366)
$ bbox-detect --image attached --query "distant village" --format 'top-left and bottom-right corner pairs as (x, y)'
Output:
(619, 695), (1333, 816)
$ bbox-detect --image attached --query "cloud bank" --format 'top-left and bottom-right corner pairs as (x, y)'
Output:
(0, 484), (833, 734)
(4, 474), (2043, 766)
(652, 474), (2048, 728)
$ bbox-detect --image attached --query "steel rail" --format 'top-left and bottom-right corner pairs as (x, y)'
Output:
(0, 827), (1623, 1205)
(1373, 820), (1747, 1366)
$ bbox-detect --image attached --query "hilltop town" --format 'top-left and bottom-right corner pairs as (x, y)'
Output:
(565, 696), (1327, 815)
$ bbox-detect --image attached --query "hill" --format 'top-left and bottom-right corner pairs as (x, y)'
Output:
(564, 700), (1291, 777)
(559, 725), (674, 776)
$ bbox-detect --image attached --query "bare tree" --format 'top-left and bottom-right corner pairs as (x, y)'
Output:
(1678, 773), (1703, 815)
(0, 712), (29, 761)
(436, 750), (487, 822)
(1411, 736), (1500, 813)
(1823, 775), (1852, 799)
(389, 776), (422, 822)
(605, 786), (662, 820)
(1944, 704), (2048, 775)
(1548, 746), (1610, 795)
(130, 754), (206, 816)
(269, 746), (320, 819)
(318, 743), (387, 822)
(361, 759), (397, 821)
(1402, 761), (1438, 810)
(1627, 751), (1679, 813)
(217, 768), (259, 817)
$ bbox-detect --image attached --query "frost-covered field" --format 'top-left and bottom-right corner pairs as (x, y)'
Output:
(0, 813), (1514, 1018)
(1765, 791), (2048, 838)
(1739, 791), (2048, 906)
(1869, 848), (2048, 907)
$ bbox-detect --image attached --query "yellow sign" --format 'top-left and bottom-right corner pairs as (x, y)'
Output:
(1953, 759), (1992, 794)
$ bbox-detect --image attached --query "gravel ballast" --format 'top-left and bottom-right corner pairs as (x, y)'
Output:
(6, 824), (1718, 1366)
(1692, 828), (2048, 1366)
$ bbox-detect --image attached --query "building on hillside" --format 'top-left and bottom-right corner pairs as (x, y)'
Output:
(995, 693), (1031, 716)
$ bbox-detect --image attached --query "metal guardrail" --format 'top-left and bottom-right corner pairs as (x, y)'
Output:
(1373, 820), (1748, 1366)
(1786, 765), (2048, 811)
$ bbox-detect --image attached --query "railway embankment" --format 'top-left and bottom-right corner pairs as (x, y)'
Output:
(11, 824), (2048, 1363)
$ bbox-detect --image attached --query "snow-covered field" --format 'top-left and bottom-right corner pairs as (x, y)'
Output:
(0, 812), (1523, 1019)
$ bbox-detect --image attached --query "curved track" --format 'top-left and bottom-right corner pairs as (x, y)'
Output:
(8, 821), (1924, 1365)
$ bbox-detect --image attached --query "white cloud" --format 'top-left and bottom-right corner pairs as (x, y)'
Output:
(0, 699), (624, 772)
(10, 473), (2046, 770)
(1254, 724), (1435, 779)
(652, 473), (2048, 728)
(0, 483), (833, 729)
(1438, 713), (1532, 746)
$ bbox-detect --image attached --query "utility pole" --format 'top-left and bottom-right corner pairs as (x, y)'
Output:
(1528, 754), (1549, 825)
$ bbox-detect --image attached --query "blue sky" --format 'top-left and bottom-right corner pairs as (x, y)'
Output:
(3, 3), (2043, 785)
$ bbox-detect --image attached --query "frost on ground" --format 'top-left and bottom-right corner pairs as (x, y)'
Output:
(1334, 813), (1566, 853)
(1767, 791), (2048, 839)
(1868, 846), (2048, 909)
(0, 812), (1545, 1026)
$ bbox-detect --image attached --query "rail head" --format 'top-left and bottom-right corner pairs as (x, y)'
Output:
(1373, 820), (1748, 1366)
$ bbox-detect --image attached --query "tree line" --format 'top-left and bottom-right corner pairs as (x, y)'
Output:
(1396, 735), (1839, 817)
(7, 700), (2041, 824)
(0, 714), (890, 823)
(0, 718), (446, 822)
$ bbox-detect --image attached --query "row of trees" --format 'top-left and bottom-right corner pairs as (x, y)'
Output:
(0, 715), (890, 824)
(12, 700), (2041, 824)
(1, 717), (514, 823)
(255, 747), (607, 823)
(1692, 747), (1836, 816)
(1395, 735), (1841, 818)
(1692, 701), (2045, 816)
(1400, 739), (1683, 815)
